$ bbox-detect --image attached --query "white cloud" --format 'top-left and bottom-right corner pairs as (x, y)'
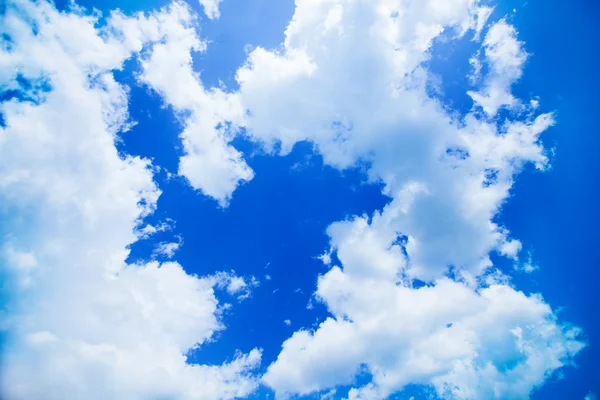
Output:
(227, 276), (248, 294)
(229, 0), (584, 398)
(233, 0), (548, 281)
(500, 238), (522, 260)
(115, 1), (253, 206)
(0, 1), (259, 399)
(137, 218), (175, 239)
(468, 51), (483, 84)
(0, 1), (585, 399)
(471, 6), (494, 40)
(318, 249), (332, 266)
(321, 388), (337, 399)
(153, 237), (183, 258)
(521, 263), (538, 273)
(264, 262), (584, 399)
(212, 272), (259, 300)
(262, 212), (581, 400)
(519, 252), (539, 274)
(199, 0), (224, 19)
(467, 19), (528, 115)
(284, 319), (291, 326)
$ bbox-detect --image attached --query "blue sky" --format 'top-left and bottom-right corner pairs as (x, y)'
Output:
(1, 0), (598, 399)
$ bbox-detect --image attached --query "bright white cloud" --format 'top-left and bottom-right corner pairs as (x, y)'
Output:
(113, 2), (253, 206)
(471, 6), (494, 40)
(228, 0), (585, 398)
(211, 272), (259, 301)
(234, 0), (545, 281)
(264, 237), (583, 399)
(467, 19), (528, 115)
(153, 238), (183, 258)
(0, 0), (585, 399)
(318, 249), (333, 266)
(137, 218), (175, 239)
(199, 0), (224, 19)
(500, 238), (523, 259)
(0, 2), (260, 399)
(518, 252), (539, 274)
(227, 276), (248, 294)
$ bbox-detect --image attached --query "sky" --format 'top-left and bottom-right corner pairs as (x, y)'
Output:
(0, 0), (598, 399)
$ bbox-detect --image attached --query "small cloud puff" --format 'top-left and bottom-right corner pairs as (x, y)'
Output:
(152, 236), (183, 259)
(213, 272), (259, 301)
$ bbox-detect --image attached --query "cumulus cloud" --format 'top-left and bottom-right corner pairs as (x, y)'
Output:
(0, 1), (259, 399)
(234, 0), (547, 281)
(264, 239), (583, 399)
(467, 19), (529, 115)
(471, 6), (494, 40)
(0, 0), (585, 399)
(226, 0), (585, 398)
(227, 276), (248, 294)
(112, 2), (253, 205)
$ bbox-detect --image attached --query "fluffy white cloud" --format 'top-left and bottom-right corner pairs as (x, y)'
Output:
(468, 19), (529, 115)
(0, 2), (259, 399)
(110, 2), (253, 205)
(208, 271), (259, 301)
(230, 0), (585, 398)
(264, 225), (583, 398)
(153, 238), (183, 258)
(226, 276), (249, 295)
(0, 0), (585, 399)
(199, 0), (224, 19)
(233, 0), (549, 281)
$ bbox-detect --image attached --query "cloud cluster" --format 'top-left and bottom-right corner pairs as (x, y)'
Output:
(224, 0), (584, 398)
(109, 2), (253, 205)
(0, 2), (259, 399)
(467, 19), (529, 115)
(234, 0), (548, 281)
(0, 0), (585, 399)
(264, 223), (583, 398)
